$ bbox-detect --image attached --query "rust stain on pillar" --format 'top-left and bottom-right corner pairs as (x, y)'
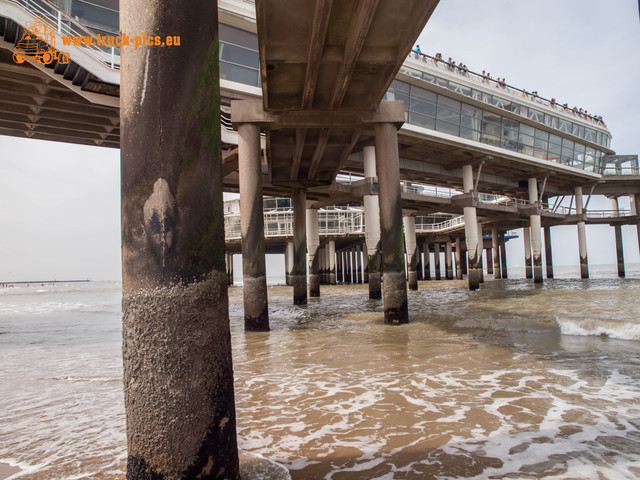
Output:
(120, 0), (239, 478)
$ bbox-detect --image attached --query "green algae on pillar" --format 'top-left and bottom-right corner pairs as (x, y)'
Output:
(120, 0), (239, 477)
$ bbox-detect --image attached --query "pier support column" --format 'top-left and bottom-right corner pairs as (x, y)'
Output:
(416, 243), (424, 281)
(486, 247), (493, 275)
(355, 244), (363, 284)
(462, 164), (480, 290)
(544, 226), (554, 279)
(500, 232), (508, 279)
(362, 242), (369, 283)
(292, 188), (308, 304)
(632, 194), (640, 256)
(445, 240), (454, 280)
(492, 228), (501, 279)
(306, 208), (320, 297)
(336, 250), (343, 283)
(226, 253), (234, 285)
(477, 221), (484, 284)
(434, 242), (441, 280)
(238, 123), (269, 331)
(423, 242), (431, 280)
(285, 241), (294, 286)
(345, 250), (352, 284)
(375, 123), (408, 324)
(455, 237), (463, 280)
(121, 1), (240, 475)
(575, 187), (589, 279)
(329, 241), (336, 285)
(523, 227), (533, 279)
(529, 178), (543, 283)
(403, 216), (419, 290)
(611, 197), (625, 278)
(363, 145), (382, 299)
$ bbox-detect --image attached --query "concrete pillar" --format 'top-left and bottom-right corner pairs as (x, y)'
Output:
(363, 145), (382, 299)
(524, 226), (533, 279)
(423, 242), (431, 280)
(120, 0), (240, 475)
(455, 237), (463, 280)
(362, 242), (369, 283)
(345, 250), (352, 284)
(403, 216), (419, 290)
(329, 240), (336, 284)
(500, 232), (508, 279)
(238, 122), (269, 331)
(461, 246), (468, 275)
(462, 164), (480, 290)
(492, 228), (501, 279)
(355, 244), (362, 284)
(285, 241), (294, 285)
(306, 208), (320, 297)
(529, 178), (543, 283)
(226, 253), (234, 285)
(544, 226), (554, 279)
(434, 242), (441, 280)
(611, 197), (625, 278)
(631, 194), (640, 256)
(416, 242), (424, 281)
(477, 221), (484, 284)
(575, 187), (589, 279)
(292, 188), (307, 304)
(375, 123), (408, 323)
(336, 250), (343, 283)
(445, 240), (454, 280)
(486, 247), (493, 275)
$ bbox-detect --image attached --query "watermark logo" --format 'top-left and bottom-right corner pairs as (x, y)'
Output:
(13, 20), (70, 65)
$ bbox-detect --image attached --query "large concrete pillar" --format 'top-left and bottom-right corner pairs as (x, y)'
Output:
(544, 226), (554, 279)
(306, 208), (320, 297)
(120, 0), (240, 476)
(423, 242), (431, 280)
(329, 240), (336, 284)
(292, 188), (307, 304)
(455, 237), (463, 280)
(403, 216), (419, 290)
(434, 242), (441, 280)
(462, 164), (480, 290)
(416, 243), (424, 281)
(500, 232), (508, 279)
(611, 197), (625, 278)
(529, 178), (543, 283)
(486, 247), (493, 275)
(492, 228), (501, 279)
(445, 240), (454, 280)
(575, 187), (589, 279)
(375, 123), (408, 324)
(285, 240), (294, 286)
(523, 226), (533, 279)
(363, 145), (382, 299)
(238, 122), (269, 331)
(477, 221), (484, 284)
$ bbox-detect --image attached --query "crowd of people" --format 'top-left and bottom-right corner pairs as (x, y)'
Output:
(413, 46), (605, 126)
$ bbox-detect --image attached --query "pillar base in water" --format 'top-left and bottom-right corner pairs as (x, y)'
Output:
(468, 269), (480, 291)
(369, 272), (382, 299)
(408, 272), (418, 291)
(292, 275), (307, 305)
(243, 276), (269, 331)
(123, 273), (239, 480)
(309, 274), (320, 298)
(382, 271), (408, 324)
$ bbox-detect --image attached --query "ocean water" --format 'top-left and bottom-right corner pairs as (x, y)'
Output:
(1, 268), (640, 479)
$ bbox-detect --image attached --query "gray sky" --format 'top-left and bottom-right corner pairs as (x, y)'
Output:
(0, 0), (639, 281)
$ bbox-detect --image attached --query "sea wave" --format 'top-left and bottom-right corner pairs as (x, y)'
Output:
(557, 316), (640, 341)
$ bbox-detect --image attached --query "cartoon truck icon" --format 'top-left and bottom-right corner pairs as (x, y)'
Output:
(13, 21), (70, 65)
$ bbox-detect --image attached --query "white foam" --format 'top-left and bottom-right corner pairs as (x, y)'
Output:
(557, 316), (640, 341)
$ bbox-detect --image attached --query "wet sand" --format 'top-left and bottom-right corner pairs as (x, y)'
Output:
(0, 463), (20, 480)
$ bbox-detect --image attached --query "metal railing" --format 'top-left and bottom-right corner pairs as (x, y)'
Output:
(6, 0), (120, 69)
(585, 209), (632, 219)
(415, 214), (465, 232)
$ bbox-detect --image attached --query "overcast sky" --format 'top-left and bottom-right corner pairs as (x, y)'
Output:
(0, 0), (638, 281)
